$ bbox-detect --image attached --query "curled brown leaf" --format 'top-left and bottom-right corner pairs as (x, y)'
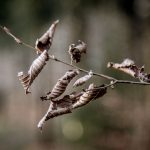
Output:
(107, 58), (137, 77)
(41, 69), (80, 101)
(107, 58), (150, 83)
(35, 20), (59, 54)
(18, 50), (49, 94)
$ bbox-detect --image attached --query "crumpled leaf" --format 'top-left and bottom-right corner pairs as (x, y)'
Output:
(107, 59), (137, 77)
(54, 92), (82, 108)
(138, 68), (150, 83)
(68, 40), (87, 63)
(38, 92), (81, 130)
(107, 58), (150, 83)
(90, 84), (107, 100)
(35, 20), (59, 54)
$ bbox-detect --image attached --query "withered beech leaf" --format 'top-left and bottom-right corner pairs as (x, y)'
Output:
(75, 40), (87, 53)
(90, 84), (107, 100)
(73, 84), (107, 108)
(35, 20), (59, 54)
(107, 58), (150, 83)
(138, 67), (150, 83)
(37, 101), (56, 130)
(73, 70), (93, 87)
(107, 58), (139, 78)
(55, 95), (73, 108)
(38, 107), (72, 130)
(54, 92), (82, 108)
(42, 69), (80, 101)
(18, 50), (49, 94)
(72, 83), (95, 108)
(68, 40), (87, 63)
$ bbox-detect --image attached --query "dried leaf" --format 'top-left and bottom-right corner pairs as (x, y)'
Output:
(55, 95), (73, 108)
(107, 58), (139, 78)
(73, 70), (93, 87)
(18, 72), (31, 94)
(35, 20), (59, 54)
(42, 69), (80, 100)
(75, 40), (87, 53)
(56, 92), (83, 107)
(72, 83), (94, 108)
(107, 58), (150, 83)
(18, 50), (49, 94)
(138, 68), (150, 83)
(37, 101), (56, 130)
(73, 84), (107, 109)
(68, 40), (87, 63)
(90, 84), (107, 100)
(38, 106), (72, 130)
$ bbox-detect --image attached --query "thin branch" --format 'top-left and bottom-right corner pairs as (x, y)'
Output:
(102, 80), (150, 88)
(49, 55), (115, 80)
(116, 80), (150, 85)
(1, 25), (150, 86)
(45, 56), (150, 85)
(0, 25), (37, 52)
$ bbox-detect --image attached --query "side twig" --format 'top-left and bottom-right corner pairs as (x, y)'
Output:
(0, 25), (36, 51)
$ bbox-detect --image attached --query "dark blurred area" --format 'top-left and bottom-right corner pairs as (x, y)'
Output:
(1, 0), (150, 150)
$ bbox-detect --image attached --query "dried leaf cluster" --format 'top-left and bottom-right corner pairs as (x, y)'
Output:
(10, 20), (107, 130)
(1, 20), (150, 131)
(38, 83), (107, 129)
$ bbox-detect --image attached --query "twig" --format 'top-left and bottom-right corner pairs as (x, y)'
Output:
(49, 55), (115, 80)
(0, 25), (37, 52)
(116, 80), (150, 85)
(1, 25), (150, 86)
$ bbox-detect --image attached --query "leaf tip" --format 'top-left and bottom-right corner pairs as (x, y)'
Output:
(54, 19), (59, 24)
(107, 62), (113, 68)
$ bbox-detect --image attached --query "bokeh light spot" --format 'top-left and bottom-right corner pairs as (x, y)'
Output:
(62, 119), (84, 141)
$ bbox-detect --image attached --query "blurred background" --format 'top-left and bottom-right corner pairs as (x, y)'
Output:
(1, 0), (150, 149)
